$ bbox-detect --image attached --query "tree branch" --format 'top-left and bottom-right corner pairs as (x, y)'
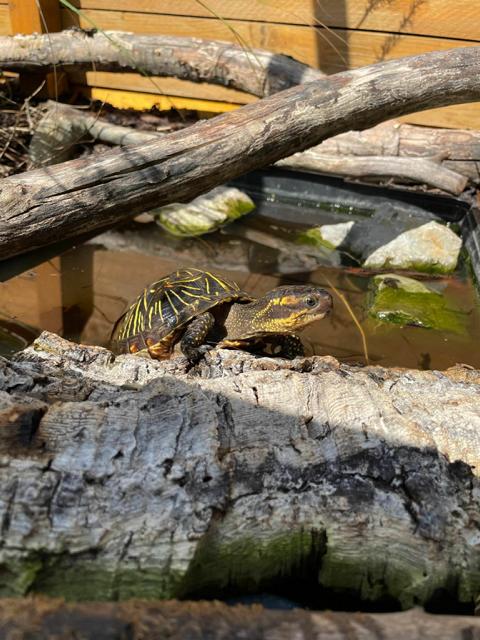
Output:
(1, 46), (480, 260)
(0, 30), (324, 97)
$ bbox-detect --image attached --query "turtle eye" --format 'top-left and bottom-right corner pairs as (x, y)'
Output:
(304, 295), (317, 308)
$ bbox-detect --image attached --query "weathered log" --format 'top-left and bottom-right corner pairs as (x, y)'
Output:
(277, 153), (468, 195)
(0, 331), (480, 608)
(2, 46), (480, 261)
(30, 102), (470, 195)
(0, 598), (479, 639)
(0, 30), (323, 98)
(312, 120), (480, 184)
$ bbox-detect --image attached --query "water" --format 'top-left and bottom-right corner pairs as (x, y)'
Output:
(1, 212), (479, 370)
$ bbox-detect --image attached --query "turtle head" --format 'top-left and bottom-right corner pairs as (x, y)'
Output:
(249, 285), (333, 334)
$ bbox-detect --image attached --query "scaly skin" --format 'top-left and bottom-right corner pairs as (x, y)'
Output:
(182, 285), (332, 362)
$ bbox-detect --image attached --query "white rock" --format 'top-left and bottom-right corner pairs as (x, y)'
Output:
(318, 221), (355, 248)
(363, 221), (462, 273)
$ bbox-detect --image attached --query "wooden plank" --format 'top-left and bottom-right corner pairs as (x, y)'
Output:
(75, 85), (241, 113)
(60, 9), (480, 73)
(0, 258), (63, 334)
(9, 0), (66, 97)
(0, 5), (10, 34)
(398, 103), (480, 130)
(9, 0), (61, 33)
(70, 0), (480, 41)
(69, 71), (256, 104)
(62, 8), (480, 128)
(71, 72), (480, 129)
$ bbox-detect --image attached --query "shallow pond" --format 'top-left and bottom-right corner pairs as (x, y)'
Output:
(1, 200), (479, 370)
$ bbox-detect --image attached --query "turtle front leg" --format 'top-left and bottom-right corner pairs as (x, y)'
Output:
(275, 334), (305, 359)
(180, 312), (215, 362)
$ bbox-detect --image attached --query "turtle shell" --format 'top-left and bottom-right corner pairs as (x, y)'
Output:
(111, 268), (252, 357)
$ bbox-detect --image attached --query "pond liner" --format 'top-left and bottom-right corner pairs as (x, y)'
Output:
(229, 167), (480, 282)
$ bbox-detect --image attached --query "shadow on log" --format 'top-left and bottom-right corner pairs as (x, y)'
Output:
(1, 332), (479, 610)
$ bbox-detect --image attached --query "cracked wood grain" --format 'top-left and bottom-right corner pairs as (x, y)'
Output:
(0, 331), (479, 608)
(1, 46), (480, 259)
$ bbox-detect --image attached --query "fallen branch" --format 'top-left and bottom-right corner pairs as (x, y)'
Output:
(0, 331), (480, 607)
(0, 598), (479, 639)
(30, 102), (470, 195)
(2, 46), (480, 260)
(314, 120), (480, 184)
(0, 30), (323, 98)
(277, 152), (468, 195)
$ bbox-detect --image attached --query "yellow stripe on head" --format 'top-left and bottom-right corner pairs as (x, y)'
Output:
(272, 295), (298, 306)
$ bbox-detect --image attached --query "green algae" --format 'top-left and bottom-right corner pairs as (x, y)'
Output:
(179, 528), (326, 598)
(155, 188), (255, 237)
(368, 274), (467, 335)
(0, 555), (182, 602)
(295, 227), (336, 250)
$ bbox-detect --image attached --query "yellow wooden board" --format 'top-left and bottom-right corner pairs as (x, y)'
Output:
(0, 4), (10, 34)
(61, 8), (480, 73)
(8, 0), (61, 33)
(76, 85), (241, 113)
(71, 0), (480, 41)
(69, 71), (256, 104)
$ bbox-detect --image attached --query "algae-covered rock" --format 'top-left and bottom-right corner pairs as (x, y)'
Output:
(368, 274), (466, 334)
(153, 187), (255, 237)
(362, 221), (462, 273)
(295, 215), (461, 274)
(296, 221), (354, 250)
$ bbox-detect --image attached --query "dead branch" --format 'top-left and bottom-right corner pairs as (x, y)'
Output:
(30, 102), (470, 194)
(0, 30), (324, 98)
(2, 46), (480, 260)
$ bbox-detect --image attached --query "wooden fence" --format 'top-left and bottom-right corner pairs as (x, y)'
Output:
(3, 0), (480, 128)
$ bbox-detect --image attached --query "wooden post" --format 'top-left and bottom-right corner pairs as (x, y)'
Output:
(8, 0), (67, 97)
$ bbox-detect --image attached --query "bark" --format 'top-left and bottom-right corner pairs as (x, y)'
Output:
(313, 120), (480, 184)
(0, 598), (479, 640)
(2, 46), (480, 261)
(0, 30), (323, 98)
(0, 331), (480, 608)
(31, 102), (470, 195)
(277, 153), (468, 195)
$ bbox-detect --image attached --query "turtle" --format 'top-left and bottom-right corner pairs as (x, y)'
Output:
(110, 268), (333, 362)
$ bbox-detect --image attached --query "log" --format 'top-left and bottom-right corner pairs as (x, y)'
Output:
(0, 30), (324, 98)
(1, 330), (480, 609)
(276, 153), (468, 195)
(0, 598), (479, 639)
(311, 120), (480, 184)
(2, 45), (480, 261)
(30, 102), (470, 195)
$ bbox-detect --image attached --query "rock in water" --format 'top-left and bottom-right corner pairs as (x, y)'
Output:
(296, 221), (354, 249)
(153, 187), (255, 237)
(363, 221), (462, 273)
(367, 274), (467, 334)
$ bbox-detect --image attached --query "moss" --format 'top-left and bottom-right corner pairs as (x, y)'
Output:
(0, 557), (43, 597)
(368, 275), (467, 335)
(369, 258), (457, 276)
(295, 227), (336, 250)
(179, 528), (326, 598)
(155, 189), (255, 237)
(0, 555), (182, 602)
